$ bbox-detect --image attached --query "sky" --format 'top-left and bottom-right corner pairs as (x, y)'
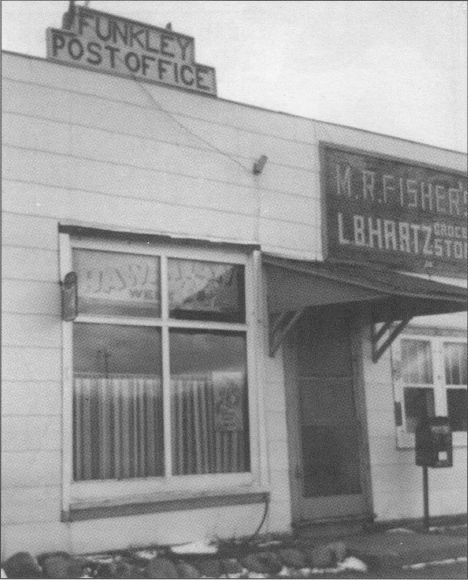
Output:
(2, 0), (467, 152)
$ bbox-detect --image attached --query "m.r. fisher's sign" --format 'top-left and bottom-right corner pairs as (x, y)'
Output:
(47, 6), (217, 96)
(321, 145), (467, 278)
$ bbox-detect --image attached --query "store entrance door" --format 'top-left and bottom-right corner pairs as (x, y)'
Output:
(290, 313), (366, 521)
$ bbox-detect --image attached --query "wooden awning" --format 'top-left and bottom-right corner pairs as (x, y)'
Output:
(264, 255), (467, 360)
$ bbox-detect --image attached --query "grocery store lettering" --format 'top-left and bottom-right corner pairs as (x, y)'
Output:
(337, 213), (467, 259)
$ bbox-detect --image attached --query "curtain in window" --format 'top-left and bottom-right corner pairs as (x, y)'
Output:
(73, 376), (164, 481)
(171, 376), (249, 475)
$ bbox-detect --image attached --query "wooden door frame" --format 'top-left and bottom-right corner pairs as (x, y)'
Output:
(283, 311), (374, 524)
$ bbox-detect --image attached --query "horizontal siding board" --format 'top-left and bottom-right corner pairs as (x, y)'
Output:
(1, 522), (69, 559)
(2, 416), (61, 452)
(2, 280), (60, 316)
(1, 382), (61, 416)
(5, 147), (320, 222)
(3, 57), (311, 140)
(3, 147), (73, 192)
(259, 219), (320, 256)
(60, 155), (259, 215)
(3, 111), (71, 153)
(2, 346), (61, 382)
(5, 87), (319, 174)
(257, 164), (316, 198)
(173, 116), (318, 171)
(2, 313), (61, 348)
(70, 92), (207, 152)
(3, 54), (467, 171)
(3, 180), (258, 244)
(2, 77), (73, 122)
(2, 246), (58, 282)
(1, 487), (61, 525)
(2, 213), (59, 250)
(261, 191), (319, 223)
(1, 450), (61, 488)
(68, 125), (253, 187)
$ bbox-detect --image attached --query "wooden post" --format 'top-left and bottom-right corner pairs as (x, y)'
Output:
(423, 465), (430, 530)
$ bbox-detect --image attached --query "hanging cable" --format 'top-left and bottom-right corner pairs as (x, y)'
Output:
(114, 53), (251, 175)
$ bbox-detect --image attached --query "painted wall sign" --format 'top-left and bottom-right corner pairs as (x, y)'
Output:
(321, 145), (467, 278)
(73, 249), (160, 317)
(47, 6), (216, 96)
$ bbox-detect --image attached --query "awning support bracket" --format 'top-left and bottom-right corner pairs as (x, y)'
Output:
(372, 317), (412, 363)
(269, 309), (305, 357)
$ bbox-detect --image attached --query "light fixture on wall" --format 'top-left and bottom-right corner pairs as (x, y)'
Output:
(253, 155), (268, 175)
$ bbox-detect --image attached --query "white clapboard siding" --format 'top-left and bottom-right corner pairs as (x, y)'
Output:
(1, 450), (62, 488)
(2, 246), (58, 282)
(2, 213), (59, 250)
(4, 81), (319, 174)
(2, 416), (61, 452)
(2, 313), (61, 348)
(1, 382), (61, 417)
(3, 111), (71, 153)
(2, 346), (61, 382)
(1, 487), (61, 525)
(2, 54), (315, 142)
(3, 280), (60, 316)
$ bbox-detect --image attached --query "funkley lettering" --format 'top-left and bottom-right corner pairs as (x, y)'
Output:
(48, 6), (216, 95)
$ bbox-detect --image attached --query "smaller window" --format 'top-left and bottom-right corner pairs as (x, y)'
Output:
(444, 342), (467, 432)
(403, 387), (435, 433)
(401, 339), (433, 384)
(393, 334), (467, 447)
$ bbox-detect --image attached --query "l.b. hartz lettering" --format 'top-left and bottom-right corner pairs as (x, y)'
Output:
(322, 146), (467, 277)
(47, 6), (216, 95)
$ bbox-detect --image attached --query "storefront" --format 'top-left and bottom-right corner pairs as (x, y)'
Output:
(2, 5), (467, 559)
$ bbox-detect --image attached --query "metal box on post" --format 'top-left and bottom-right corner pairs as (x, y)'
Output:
(415, 416), (453, 468)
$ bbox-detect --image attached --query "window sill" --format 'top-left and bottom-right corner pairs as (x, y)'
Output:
(63, 489), (269, 522)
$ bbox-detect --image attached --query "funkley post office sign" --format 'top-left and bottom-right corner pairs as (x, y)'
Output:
(321, 145), (467, 278)
(47, 6), (217, 96)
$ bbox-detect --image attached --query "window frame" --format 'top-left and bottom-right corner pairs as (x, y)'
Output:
(60, 234), (262, 509)
(392, 330), (467, 449)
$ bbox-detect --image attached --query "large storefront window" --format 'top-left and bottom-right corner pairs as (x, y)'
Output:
(69, 244), (251, 488)
(392, 334), (467, 447)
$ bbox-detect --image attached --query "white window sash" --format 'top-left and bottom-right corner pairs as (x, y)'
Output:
(392, 334), (467, 449)
(60, 234), (262, 508)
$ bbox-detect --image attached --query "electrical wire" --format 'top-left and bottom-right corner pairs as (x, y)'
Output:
(115, 54), (252, 175)
(244, 494), (270, 544)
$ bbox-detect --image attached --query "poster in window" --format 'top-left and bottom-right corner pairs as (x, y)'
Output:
(213, 372), (245, 431)
(168, 259), (245, 322)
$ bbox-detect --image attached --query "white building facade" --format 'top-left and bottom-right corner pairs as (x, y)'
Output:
(2, 20), (467, 558)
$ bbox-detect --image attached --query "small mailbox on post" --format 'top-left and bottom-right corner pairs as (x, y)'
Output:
(415, 417), (453, 529)
(416, 416), (453, 468)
